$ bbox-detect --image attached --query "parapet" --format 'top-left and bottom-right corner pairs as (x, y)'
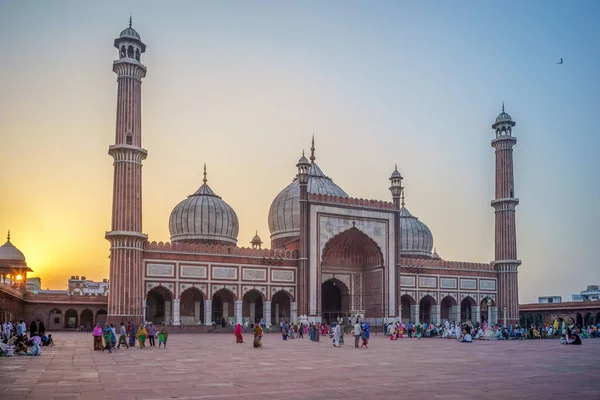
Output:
(144, 241), (297, 259)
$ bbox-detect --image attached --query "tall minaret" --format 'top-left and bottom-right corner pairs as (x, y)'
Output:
(105, 18), (148, 325)
(491, 103), (521, 326)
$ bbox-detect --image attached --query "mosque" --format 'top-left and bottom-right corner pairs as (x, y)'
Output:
(3, 21), (526, 329)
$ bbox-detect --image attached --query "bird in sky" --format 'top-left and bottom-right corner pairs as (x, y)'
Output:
(557, 58), (563, 64)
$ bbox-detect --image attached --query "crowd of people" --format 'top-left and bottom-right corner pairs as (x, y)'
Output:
(92, 321), (169, 353)
(0, 320), (54, 357)
(382, 318), (594, 345)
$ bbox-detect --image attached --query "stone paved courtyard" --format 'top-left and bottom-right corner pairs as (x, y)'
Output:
(1, 332), (599, 400)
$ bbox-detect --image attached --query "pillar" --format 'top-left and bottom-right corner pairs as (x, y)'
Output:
(451, 306), (460, 323)
(264, 301), (272, 326)
(472, 305), (481, 324)
(410, 305), (419, 324)
(291, 302), (298, 324)
(234, 300), (243, 325)
(250, 302), (256, 323)
(431, 305), (440, 325)
(489, 306), (498, 325)
(194, 301), (201, 323)
(275, 303), (280, 325)
(204, 299), (212, 325)
(165, 301), (171, 324)
(172, 299), (180, 325)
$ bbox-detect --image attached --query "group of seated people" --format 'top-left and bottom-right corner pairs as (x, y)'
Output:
(0, 330), (54, 357)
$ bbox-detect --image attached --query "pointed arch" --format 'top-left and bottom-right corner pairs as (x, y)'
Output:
(321, 227), (383, 270)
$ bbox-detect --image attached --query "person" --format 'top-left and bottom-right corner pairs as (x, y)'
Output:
(389, 323), (397, 340)
(315, 323), (320, 342)
(27, 341), (41, 356)
(253, 323), (263, 348)
(353, 320), (362, 348)
(360, 327), (369, 348)
(117, 322), (129, 349)
(459, 331), (473, 343)
(109, 324), (117, 348)
(333, 322), (341, 347)
(128, 322), (137, 347)
(234, 323), (243, 344)
(137, 325), (147, 348)
(16, 320), (25, 338)
(309, 324), (315, 342)
(38, 321), (46, 336)
(221, 317), (226, 328)
(281, 324), (287, 341)
(29, 321), (37, 338)
(102, 325), (113, 353)
(158, 323), (168, 348)
(92, 324), (103, 351)
(147, 322), (157, 347)
(339, 324), (345, 346)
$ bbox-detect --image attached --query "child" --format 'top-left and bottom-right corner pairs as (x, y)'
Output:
(102, 328), (112, 353)
(158, 324), (168, 348)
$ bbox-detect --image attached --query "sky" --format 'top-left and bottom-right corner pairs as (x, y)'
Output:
(0, 1), (598, 302)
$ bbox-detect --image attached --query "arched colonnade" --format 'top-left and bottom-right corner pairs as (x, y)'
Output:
(398, 294), (498, 325)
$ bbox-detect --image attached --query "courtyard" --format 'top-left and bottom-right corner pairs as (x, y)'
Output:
(0, 332), (599, 400)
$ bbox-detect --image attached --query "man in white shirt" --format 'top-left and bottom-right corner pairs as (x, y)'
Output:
(353, 321), (362, 348)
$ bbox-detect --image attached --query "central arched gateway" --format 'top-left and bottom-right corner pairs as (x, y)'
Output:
(320, 226), (384, 323)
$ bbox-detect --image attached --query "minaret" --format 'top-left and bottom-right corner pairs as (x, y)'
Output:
(389, 165), (403, 320)
(296, 150), (311, 321)
(491, 103), (521, 326)
(105, 18), (148, 325)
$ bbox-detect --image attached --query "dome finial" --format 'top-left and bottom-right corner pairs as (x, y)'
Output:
(7, 230), (10, 242)
(129, 13), (132, 28)
(203, 163), (207, 184)
(310, 134), (316, 163)
(502, 101), (505, 113)
(401, 188), (405, 208)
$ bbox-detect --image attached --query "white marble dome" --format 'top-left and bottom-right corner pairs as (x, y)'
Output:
(268, 161), (348, 244)
(0, 233), (26, 262)
(399, 206), (434, 258)
(169, 172), (239, 246)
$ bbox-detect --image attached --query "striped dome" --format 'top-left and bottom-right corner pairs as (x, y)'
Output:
(169, 171), (239, 246)
(399, 206), (434, 258)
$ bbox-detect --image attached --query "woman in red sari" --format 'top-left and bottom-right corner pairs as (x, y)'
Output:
(234, 323), (243, 343)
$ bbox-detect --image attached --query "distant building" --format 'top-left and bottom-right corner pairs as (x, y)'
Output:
(538, 296), (562, 304)
(572, 285), (600, 302)
(68, 276), (109, 296)
(26, 277), (41, 294)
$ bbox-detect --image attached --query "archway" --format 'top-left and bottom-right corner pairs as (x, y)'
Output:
(460, 297), (476, 323)
(440, 296), (457, 323)
(519, 314), (525, 327)
(576, 313), (583, 327)
(212, 288), (235, 324)
(480, 297), (495, 323)
(584, 313), (592, 326)
(180, 287), (205, 325)
(596, 313), (600, 325)
(242, 289), (264, 324)
(400, 294), (416, 322)
(534, 314), (543, 326)
(419, 295), (436, 324)
(321, 227), (384, 319)
(147, 286), (173, 324)
(49, 308), (62, 331)
(272, 290), (292, 325)
(321, 278), (349, 324)
(526, 314), (534, 327)
(80, 309), (94, 329)
(65, 309), (78, 329)
(96, 309), (107, 326)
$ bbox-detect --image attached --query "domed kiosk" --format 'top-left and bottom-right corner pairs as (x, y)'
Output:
(169, 165), (239, 246)
(0, 231), (32, 290)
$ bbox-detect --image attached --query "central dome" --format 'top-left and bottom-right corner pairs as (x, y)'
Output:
(169, 167), (239, 246)
(268, 145), (348, 248)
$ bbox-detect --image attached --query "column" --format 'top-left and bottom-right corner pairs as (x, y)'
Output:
(291, 302), (298, 324)
(431, 305), (441, 325)
(410, 305), (419, 324)
(489, 306), (498, 325)
(204, 299), (212, 325)
(250, 302), (256, 323)
(472, 305), (481, 324)
(264, 301), (272, 326)
(451, 306), (460, 323)
(234, 300), (243, 325)
(275, 303), (280, 325)
(165, 301), (171, 324)
(142, 299), (147, 324)
(194, 301), (201, 324)
(172, 299), (180, 325)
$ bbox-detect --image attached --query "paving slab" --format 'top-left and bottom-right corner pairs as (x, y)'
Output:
(0, 332), (598, 399)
